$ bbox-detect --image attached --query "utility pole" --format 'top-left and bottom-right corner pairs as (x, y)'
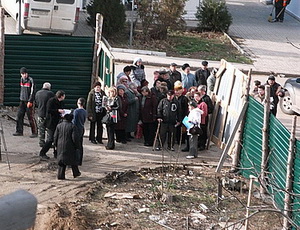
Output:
(129, 0), (134, 47)
(17, 0), (22, 35)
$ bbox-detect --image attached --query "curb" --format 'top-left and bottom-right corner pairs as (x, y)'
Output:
(114, 58), (300, 78)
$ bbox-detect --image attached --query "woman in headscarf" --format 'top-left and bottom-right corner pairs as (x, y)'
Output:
(130, 57), (146, 86)
(140, 86), (157, 146)
(115, 84), (129, 144)
(125, 82), (140, 140)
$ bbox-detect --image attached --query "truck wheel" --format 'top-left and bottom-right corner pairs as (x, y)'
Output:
(280, 91), (295, 115)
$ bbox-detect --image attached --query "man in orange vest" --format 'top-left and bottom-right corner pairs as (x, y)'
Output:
(273, 0), (291, 22)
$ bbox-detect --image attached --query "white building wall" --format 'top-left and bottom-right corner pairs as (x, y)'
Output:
(287, 1), (300, 20)
(183, 0), (201, 20)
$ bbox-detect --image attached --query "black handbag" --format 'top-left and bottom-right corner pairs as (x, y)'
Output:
(102, 114), (112, 124)
(189, 125), (203, 135)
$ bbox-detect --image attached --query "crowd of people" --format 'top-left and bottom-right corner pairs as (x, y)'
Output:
(12, 60), (218, 179)
(252, 75), (283, 116)
(13, 60), (285, 180)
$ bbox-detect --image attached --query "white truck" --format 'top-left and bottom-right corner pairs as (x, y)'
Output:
(1, 0), (80, 35)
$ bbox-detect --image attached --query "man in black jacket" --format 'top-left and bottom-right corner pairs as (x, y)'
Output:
(13, 67), (37, 137)
(195, 61), (210, 87)
(39, 90), (65, 160)
(35, 82), (55, 147)
(169, 63), (181, 89)
(156, 90), (181, 151)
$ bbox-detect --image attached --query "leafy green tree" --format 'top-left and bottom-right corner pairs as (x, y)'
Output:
(195, 0), (232, 32)
(87, 0), (126, 37)
(138, 0), (187, 40)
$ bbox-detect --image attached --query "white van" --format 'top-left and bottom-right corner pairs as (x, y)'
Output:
(1, 0), (80, 35)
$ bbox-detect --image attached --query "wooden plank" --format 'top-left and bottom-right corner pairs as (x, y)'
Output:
(283, 115), (297, 229)
(217, 68), (236, 143)
(0, 8), (4, 105)
(0, 190), (37, 230)
(91, 13), (103, 88)
(216, 101), (248, 173)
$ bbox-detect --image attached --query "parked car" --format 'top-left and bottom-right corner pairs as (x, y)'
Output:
(280, 78), (300, 115)
(1, 0), (80, 35)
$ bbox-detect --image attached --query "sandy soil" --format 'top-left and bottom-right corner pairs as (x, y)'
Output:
(0, 109), (228, 229)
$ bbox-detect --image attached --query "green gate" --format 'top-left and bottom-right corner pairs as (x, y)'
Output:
(4, 34), (114, 108)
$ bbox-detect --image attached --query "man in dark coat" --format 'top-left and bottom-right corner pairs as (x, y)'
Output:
(156, 90), (181, 151)
(54, 114), (81, 180)
(169, 63), (181, 89)
(35, 82), (55, 147)
(264, 75), (283, 116)
(273, 0), (291, 22)
(195, 61), (210, 87)
(39, 90), (65, 160)
(13, 67), (37, 137)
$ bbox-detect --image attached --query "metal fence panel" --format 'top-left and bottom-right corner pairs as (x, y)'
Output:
(240, 96), (264, 178)
(292, 140), (300, 227)
(268, 115), (290, 210)
(4, 35), (94, 108)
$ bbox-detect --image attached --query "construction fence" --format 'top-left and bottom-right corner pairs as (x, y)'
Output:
(239, 96), (300, 228)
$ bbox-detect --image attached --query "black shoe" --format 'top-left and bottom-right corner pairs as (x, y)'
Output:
(105, 146), (114, 150)
(155, 147), (161, 151)
(121, 141), (127, 144)
(40, 155), (50, 160)
(126, 138), (131, 142)
(144, 143), (151, 146)
(198, 146), (205, 151)
(116, 139), (121, 143)
(73, 172), (81, 178)
(167, 147), (175, 151)
(181, 147), (189, 152)
(30, 133), (38, 138)
(13, 132), (23, 136)
(90, 140), (97, 144)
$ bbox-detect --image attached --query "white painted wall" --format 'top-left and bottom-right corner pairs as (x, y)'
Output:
(183, 0), (201, 20)
(287, 1), (300, 20)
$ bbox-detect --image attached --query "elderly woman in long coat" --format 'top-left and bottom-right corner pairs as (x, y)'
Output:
(54, 114), (81, 180)
(115, 84), (129, 144)
(125, 82), (140, 140)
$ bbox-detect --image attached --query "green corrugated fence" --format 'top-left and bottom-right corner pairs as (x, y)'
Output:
(239, 96), (300, 228)
(4, 34), (114, 108)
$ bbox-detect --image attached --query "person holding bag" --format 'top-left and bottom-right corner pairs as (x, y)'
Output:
(87, 82), (106, 144)
(186, 101), (203, 159)
(104, 87), (119, 150)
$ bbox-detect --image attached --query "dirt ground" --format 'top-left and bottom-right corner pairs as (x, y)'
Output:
(0, 109), (283, 229)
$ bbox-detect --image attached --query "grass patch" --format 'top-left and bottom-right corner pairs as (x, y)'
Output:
(108, 31), (252, 64)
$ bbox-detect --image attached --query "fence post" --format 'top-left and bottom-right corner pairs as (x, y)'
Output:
(260, 85), (270, 194)
(283, 115), (297, 229)
(91, 13), (103, 88)
(231, 69), (252, 171)
(0, 8), (5, 105)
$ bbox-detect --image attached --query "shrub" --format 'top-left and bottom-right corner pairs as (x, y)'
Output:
(137, 0), (187, 40)
(195, 0), (232, 32)
(87, 0), (126, 37)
